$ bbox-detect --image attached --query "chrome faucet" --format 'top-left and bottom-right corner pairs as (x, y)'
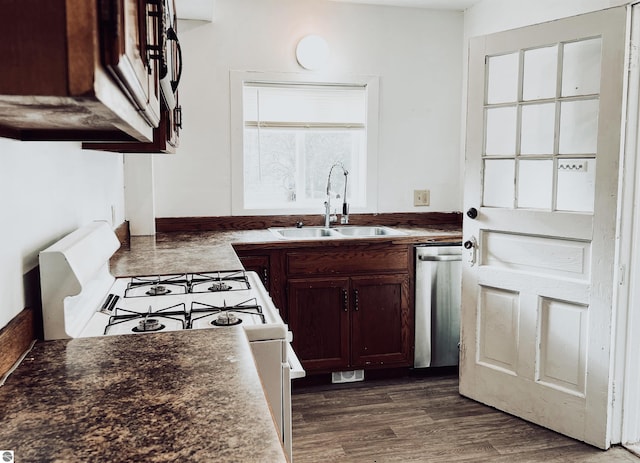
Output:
(324, 162), (349, 227)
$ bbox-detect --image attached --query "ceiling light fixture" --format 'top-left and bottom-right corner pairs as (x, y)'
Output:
(296, 35), (330, 70)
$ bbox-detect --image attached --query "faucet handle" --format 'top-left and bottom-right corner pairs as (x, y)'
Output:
(340, 203), (349, 224)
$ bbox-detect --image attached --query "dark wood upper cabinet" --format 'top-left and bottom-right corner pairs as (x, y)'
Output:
(0, 0), (162, 142)
(101, 0), (162, 129)
(83, 97), (181, 153)
(83, 0), (182, 153)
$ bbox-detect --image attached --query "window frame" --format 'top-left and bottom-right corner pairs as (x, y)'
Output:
(230, 70), (379, 216)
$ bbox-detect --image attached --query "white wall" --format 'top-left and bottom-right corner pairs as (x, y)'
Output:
(153, 0), (464, 217)
(0, 138), (124, 330)
(464, 0), (629, 39)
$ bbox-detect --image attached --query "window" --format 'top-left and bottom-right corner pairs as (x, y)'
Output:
(231, 72), (379, 215)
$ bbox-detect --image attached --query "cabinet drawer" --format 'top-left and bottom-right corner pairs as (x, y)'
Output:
(287, 247), (408, 276)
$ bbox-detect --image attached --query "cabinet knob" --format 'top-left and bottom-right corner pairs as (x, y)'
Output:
(342, 289), (348, 312)
(466, 207), (478, 219)
(354, 289), (359, 311)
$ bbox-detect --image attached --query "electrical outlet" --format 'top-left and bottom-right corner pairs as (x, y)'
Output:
(414, 189), (430, 206)
(558, 161), (587, 172)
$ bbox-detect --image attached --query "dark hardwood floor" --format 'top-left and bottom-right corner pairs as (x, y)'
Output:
(291, 372), (640, 462)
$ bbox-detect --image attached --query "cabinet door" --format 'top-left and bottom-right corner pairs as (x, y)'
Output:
(238, 254), (270, 292)
(288, 277), (350, 372)
(101, 0), (161, 127)
(350, 274), (412, 368)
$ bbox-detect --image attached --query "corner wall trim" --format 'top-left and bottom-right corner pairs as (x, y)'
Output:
(0, 308), (35, 380)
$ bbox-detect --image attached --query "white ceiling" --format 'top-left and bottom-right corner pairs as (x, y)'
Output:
(175, 0), (482, 21)
(327, 0), (482, 10)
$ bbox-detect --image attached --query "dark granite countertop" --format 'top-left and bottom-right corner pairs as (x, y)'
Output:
(0, 224), (461, 462)
(110, 227), (462, 277)
(0, 329), (287, 463)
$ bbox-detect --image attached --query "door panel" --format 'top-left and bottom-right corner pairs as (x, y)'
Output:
(480, 232), (591, 279)
(538, 298), (588, 395)
(461, 6), (627, 449)
(477, 286), (519, 373)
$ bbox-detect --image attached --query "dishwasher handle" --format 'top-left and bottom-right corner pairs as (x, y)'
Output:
(417, 254), (462, 262)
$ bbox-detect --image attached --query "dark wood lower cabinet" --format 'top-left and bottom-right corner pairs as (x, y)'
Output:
(236, 250), (287, 321)
(236, 242), (415, 376)
(288, 273), (411, 374)
(350, 274), (411, 368)
(288, 277), (351, 372)
(237, 254), (270, 292)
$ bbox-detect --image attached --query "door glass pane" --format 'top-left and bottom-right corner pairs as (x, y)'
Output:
(561, 38), (602, 97)
(521, 103), (556, 155)
(487, 52), (519, 104)
(556, 158), (596, 213)
(559, 99), (599, 154)
(518, 159), (553, 209)
(483, 159), (515, 208)
(523, 45), (558, 101)
(485, 106), (517, 155)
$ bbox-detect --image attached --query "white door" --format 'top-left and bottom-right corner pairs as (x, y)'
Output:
(460, 6), (628, 449)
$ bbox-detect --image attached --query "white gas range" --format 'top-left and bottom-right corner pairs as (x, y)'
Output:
(81, 270), (288, 339)
(38, 221), (304, 461)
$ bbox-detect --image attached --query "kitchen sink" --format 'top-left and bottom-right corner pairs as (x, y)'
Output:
(334, 226), (407, 237)
(269, 225), (406, 240)
(269, 227), (341, 239)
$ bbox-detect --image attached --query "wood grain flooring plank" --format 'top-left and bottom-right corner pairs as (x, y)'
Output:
(291, 374), (640, 463)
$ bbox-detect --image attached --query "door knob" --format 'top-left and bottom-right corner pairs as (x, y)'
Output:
(466, 207), (478, 219)
(463, 237), (477, 266)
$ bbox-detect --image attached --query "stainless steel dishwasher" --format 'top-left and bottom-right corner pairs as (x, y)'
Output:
(414, 243), (462, 368)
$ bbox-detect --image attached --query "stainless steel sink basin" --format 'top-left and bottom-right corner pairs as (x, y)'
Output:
(269, 227), (341, 239)
(334, 226), (407, 237)
(269, 225), (406, 240)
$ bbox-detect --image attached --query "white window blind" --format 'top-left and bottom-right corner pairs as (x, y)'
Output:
(243, 83), (366, 127)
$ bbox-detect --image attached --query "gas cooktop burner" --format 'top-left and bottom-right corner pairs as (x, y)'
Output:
(132, 318), (165, 332)
(103, 303), (188, 335)
(125, 274), (188, 298)
(212, 313), (242, 326)
(190, 270), (251, 293)
(189, 297), (266, 327)
(146, 285), (171, 296)
(208, 282), (232, 292)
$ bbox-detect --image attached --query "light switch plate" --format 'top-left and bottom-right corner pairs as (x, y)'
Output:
(414, 189), (430, 206)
